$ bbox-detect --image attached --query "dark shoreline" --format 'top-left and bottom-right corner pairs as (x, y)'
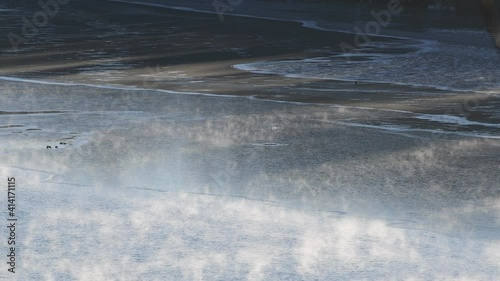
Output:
(1, 0), (500, 131)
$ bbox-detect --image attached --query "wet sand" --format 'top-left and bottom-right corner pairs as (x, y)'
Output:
(1, 0), (500, 130)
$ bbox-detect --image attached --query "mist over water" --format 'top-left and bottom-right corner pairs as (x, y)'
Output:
(1, 80), (499, 280)
(0, 0), (499, 280)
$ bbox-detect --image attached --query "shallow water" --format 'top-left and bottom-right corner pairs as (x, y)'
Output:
(0, 1), (500, 280)
(1, 77), (500, 280)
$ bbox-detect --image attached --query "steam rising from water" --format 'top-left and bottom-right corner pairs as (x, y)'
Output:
(1, 79), (499, 280)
